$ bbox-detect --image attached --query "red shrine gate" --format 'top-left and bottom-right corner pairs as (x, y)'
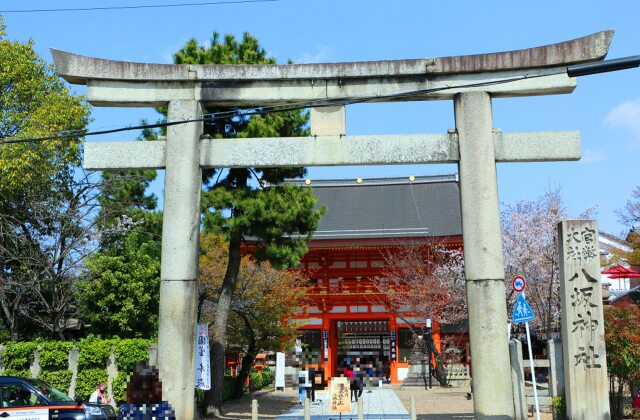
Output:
(287, 175), (467, 384)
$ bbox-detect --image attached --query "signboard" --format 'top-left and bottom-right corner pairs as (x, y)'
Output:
(323, 330), (329, 361)
(329, 377), (351, 413)
(298, 370), (310, 388)
(3, 409), (48, 420)
(194, 323), (211, 390)
(512, 275), (526, 293)
(390, 330), (397, 361)
(315, 390), (328, 403)
(512, 293), (535, 323)
(275, 352), (285, 389)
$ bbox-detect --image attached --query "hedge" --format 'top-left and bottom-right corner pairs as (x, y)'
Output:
(1, 338), (152, 403)
(38, 370), (73, 393)
(261, 369), (274, 387)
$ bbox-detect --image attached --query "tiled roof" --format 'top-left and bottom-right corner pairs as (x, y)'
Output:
(291, 174), (462, 240)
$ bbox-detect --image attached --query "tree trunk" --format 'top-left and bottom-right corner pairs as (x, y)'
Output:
(617, 379), (625, 420)
(232, 312), (257, 399)
(6, 288), (21, 343)
(427, 334), (448, 386)
(546, 250), (557, 340)
(0, 258), (16, 341)
(9, 312), (18, 342)
(203, 231), (243, 417)
(609, 376), (624, 420)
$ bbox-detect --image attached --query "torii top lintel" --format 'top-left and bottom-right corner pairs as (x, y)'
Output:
(51, 30), (613, 106)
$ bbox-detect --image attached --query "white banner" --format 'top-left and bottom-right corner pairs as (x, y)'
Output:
(275, 352), (285, 389)
(195, 323), (211, 390)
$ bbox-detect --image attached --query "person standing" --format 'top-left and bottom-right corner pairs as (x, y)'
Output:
(297, 370), (309, 404)
(310, 369), (324, 404)
(351, 366), (364, 402)
(117, 363), (175, 419)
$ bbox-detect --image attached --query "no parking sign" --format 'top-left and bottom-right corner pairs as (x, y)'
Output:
(512, 275), (526, 293)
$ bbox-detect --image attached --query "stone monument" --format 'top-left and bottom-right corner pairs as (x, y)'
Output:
(558, 220), (610, 419)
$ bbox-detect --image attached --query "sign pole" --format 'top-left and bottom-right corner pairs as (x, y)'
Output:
(512, 277), (540, 420)
(523, 291), (540, 420)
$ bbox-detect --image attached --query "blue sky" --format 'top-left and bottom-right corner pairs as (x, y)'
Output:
(3, 0), (639, 236)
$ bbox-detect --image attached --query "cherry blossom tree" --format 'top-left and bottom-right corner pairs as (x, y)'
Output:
(374, 241), (466, 384)
(502, 191), (566, 339)
(502, 190), (595, 339)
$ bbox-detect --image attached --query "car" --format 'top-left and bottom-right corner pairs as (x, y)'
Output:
(0, 376), (117, 419)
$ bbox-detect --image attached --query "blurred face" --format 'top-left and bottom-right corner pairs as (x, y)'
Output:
(99, 384), (106, 392)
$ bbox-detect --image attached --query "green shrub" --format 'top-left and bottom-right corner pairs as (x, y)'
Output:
(4, 369), (30, 378)
(38, 342), (74, 370)
(552, 395), (566, 419)
(75, 369), (108, 401)
(249, 372), (263, 391)
(3, 342), (38, 371)
(195, 388), (206, 412)
(196, 381), (235, 411)
(114, 339), (151, 373)
(1, 338), (158, 403)
(261, 369), (274, 387)
(112, 370), (131, 404)
(77, 338), (113, 370)
(38, 370), (73, 394)
(223, 376), (235, 401)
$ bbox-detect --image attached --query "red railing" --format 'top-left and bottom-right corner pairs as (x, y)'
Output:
(306, 278), (384, 296)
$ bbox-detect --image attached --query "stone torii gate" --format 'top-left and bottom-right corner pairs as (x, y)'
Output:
(52, 30), (612, 419)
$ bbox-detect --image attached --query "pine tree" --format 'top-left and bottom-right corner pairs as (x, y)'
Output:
(174, 32), (323, 415)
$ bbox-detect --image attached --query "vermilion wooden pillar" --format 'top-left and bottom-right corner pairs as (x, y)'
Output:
(389, 316), (398, 384)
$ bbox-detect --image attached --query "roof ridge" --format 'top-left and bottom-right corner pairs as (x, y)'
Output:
(286, 173), (458, 187)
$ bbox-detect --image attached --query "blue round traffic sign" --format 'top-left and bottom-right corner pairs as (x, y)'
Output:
(512, 275), (526, 293)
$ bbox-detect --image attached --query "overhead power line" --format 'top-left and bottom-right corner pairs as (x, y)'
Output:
(0, 71), (563, 146)
(0, 0), (278, 14)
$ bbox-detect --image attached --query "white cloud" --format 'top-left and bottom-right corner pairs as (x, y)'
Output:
(294, 46), (334, 64)
(604, 99), (640, 140)
(580, 149), (606, 164)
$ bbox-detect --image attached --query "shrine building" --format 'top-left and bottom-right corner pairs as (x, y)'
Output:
(288, 174), (466, 384)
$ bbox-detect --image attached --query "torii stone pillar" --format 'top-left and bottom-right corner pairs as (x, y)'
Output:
(455, 91), (513, 415)
(157, 99), (203, 419)
(51, 29), (614, 419)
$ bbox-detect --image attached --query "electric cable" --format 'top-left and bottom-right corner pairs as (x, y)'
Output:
(0, 71), (555, 146)
(0, 0), (279, 14)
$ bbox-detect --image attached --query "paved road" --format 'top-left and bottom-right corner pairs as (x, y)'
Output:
(277, 387), (410, 420)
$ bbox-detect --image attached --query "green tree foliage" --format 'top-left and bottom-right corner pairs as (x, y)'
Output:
(79, 121), (162, 339)
(173, 33), (318, 269)
(170, 32), (323, 416)
(0, 20), (88, 195)
(95, 125), (162, 248)
(80, 233), (161, 338)
(605, 302), (640, 419)
(0, 19), (91, 341)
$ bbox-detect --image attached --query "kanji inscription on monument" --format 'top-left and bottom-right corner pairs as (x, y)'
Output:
(558, 220), (610, 419)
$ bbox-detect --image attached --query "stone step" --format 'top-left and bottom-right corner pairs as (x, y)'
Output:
(401, 374), (430, 387)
